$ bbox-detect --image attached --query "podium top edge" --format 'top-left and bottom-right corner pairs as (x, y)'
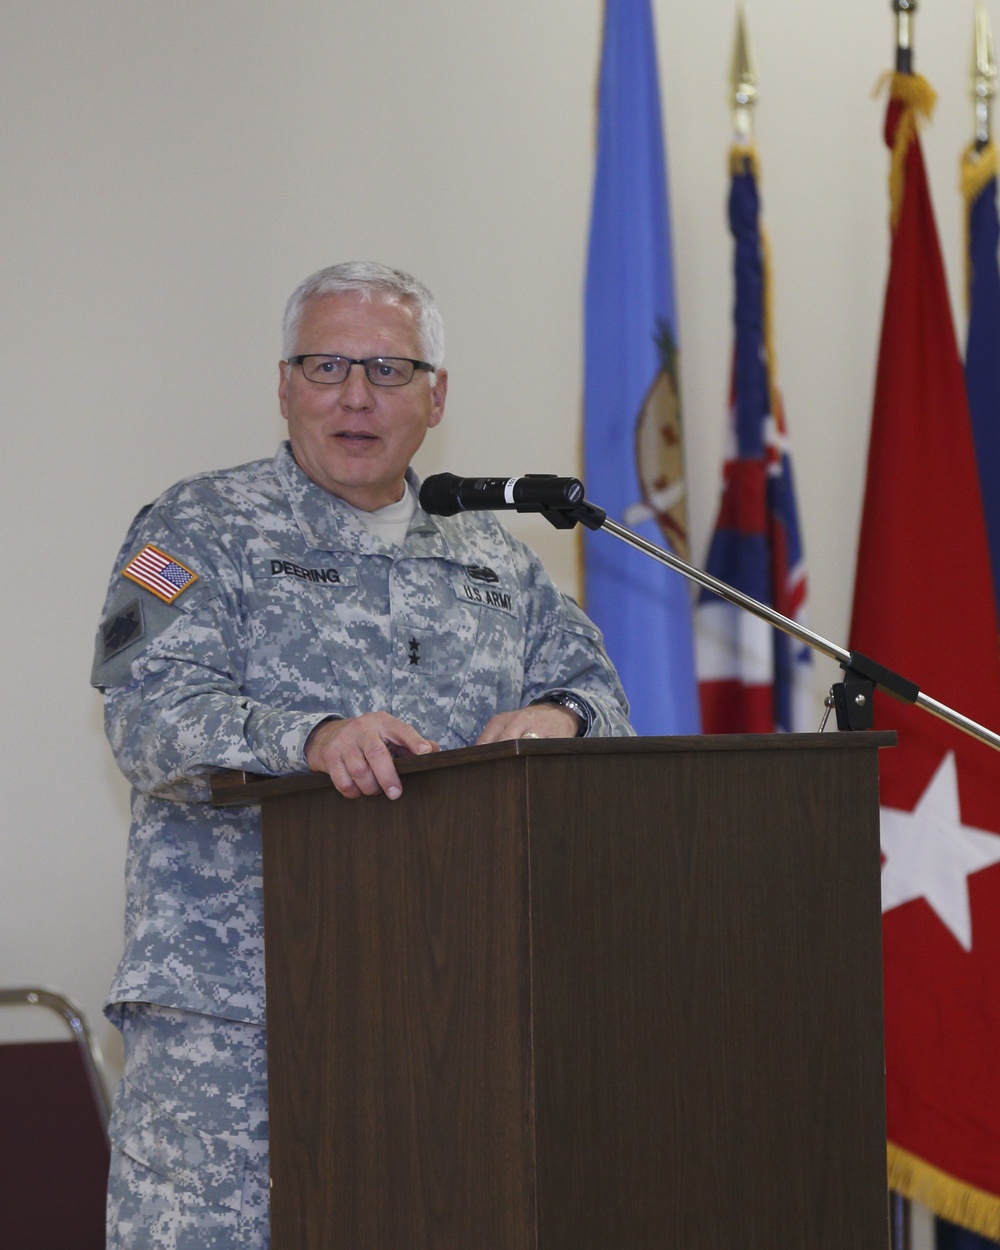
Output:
(210, 730), (896, 807)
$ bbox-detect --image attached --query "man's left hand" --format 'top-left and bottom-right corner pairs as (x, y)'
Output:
(475, 703), (581, 744)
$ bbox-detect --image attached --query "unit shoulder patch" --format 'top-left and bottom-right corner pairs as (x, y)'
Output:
(101, 597), (145, 660)
(122, 544), (199, 604)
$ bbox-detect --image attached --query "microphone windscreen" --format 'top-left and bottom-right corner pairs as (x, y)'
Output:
(418, 473), (463, 516)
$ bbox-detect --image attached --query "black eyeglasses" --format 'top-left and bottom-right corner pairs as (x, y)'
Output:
(286, 355), (435, 387)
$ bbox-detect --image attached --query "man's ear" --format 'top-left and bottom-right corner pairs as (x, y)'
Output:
(278, 361), (290, 420)
(428, 367), (448, 429)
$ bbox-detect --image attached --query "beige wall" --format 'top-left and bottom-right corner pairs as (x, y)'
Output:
(0, 6), (979, 1190)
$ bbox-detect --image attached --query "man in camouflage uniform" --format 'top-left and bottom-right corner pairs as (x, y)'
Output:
(92, 261), (633, 1248)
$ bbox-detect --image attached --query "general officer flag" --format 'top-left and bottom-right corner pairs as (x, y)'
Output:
(850, 73), (1000, 1242)
(582, 0), (700, 736)
(930, 131), (1000, 1250)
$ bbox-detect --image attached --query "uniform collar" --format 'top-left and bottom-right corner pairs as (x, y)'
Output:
(272, 441), (463, 561)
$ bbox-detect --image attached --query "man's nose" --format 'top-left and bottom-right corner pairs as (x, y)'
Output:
(339, 361), (376, 405)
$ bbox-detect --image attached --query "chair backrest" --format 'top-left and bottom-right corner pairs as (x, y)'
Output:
(0, 988), (111, 1250)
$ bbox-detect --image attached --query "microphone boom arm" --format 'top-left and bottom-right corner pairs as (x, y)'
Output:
(553, 495), (1000, 753)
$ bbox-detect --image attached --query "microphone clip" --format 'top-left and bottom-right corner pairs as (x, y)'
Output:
(538, 499), (607, 531)
(520, 476), (606, 531)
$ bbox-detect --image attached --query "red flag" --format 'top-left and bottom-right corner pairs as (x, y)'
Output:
(850, 74), (1000, 1238)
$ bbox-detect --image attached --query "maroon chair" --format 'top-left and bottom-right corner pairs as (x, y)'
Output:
(0, 988), (111, 1250)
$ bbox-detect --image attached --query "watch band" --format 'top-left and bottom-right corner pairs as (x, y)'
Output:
(530, 691), (592, 736)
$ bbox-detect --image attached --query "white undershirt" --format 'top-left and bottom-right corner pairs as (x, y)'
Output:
(344, 482), (417, 547)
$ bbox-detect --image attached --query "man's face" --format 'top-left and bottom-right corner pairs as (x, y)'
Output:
(279, 291), (447, 511)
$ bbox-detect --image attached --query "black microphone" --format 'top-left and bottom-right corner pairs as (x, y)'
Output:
(419, 473), (586, 517)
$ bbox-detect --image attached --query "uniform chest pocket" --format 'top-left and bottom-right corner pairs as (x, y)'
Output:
(391, 572), (527, 746)
(243, 556), (381, 710)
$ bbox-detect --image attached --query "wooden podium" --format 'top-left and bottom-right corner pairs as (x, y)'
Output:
(214, 732), (893, 1249)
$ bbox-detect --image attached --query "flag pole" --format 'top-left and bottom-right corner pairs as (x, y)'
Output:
(973, 0), (997, 150)
(730, 4), (757, 145)
(888, 29), (914, 1250)
(895, 0), (916, 75)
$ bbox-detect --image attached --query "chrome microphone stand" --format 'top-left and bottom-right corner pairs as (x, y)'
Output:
(531, 486), (1000, 754)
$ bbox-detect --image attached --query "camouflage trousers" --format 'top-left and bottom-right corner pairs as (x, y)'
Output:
(106, 1003), (270, 1249)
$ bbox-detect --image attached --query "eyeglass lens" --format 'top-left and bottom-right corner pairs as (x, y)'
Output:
(296, 356), (419, 387)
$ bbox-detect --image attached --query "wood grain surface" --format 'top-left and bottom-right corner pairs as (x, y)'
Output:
(253, 735), (890, 1249)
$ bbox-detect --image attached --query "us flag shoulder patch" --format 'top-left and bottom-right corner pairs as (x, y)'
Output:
(122, 543), (199, 604)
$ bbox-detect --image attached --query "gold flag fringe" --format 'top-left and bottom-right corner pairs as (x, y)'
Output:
(872, 72), (938, 230)
(961, 140), (1000, 309)
(728, 142), (783, 431)
(729, 142), (760, 180)
(889, 1141), (1000, 1241)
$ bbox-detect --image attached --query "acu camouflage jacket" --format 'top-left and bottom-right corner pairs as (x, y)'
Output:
(92, 442), (633, 1023)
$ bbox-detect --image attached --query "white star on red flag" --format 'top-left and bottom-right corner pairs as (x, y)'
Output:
(880, 751), (1000, 951)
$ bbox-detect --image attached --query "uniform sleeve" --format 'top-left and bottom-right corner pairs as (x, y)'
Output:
(514, 540), (634, 738)
(91, 502), (327, 801)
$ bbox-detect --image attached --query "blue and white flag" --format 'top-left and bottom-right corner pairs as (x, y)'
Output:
(963, 142), (1000, 626)
(582, 0), (700, 736)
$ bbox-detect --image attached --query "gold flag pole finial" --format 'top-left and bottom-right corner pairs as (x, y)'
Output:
(731, 4), (758, 144)
(894, 0), (917, 74)
(973, 0), (997, 149)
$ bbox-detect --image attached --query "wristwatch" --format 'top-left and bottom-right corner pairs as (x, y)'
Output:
(530, 690), (592, 736)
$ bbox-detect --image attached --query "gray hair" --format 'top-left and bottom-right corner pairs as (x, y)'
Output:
(282, 261), (445, 367)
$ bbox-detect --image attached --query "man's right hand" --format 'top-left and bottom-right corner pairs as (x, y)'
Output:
(304, 713), (439, 800)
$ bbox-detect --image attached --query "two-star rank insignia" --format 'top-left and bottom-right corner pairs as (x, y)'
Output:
(408, 639), (421, 666)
